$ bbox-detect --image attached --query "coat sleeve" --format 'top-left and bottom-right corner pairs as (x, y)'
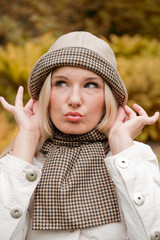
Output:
(104, 141), (160, 240)
(0, 154), (41, 240)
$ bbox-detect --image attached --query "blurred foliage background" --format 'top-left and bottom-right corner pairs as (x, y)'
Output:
(0, 0), (160, 157)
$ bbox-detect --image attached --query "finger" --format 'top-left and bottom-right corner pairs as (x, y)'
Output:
(33, 100), (39, 114)
(0, 96), (15, 113)
(140, 112), (159, 128)
(24, 99), (40, 116)
(145, 112), (159, 125)
(133, 103), (148, 117)
(124, 105), (137, 118)
(115, 107), (126, 122)
(154, 112), (160, 122)
(15, 86), (24, 107)
(25, 98), (35, 110)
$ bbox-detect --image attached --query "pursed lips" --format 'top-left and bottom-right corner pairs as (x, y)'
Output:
(65, 112), (84, 122)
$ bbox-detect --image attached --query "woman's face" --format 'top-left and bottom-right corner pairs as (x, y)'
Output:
(49, 66), (105, 134)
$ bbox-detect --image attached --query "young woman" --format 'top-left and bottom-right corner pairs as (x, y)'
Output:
(0, 31), (160, 240)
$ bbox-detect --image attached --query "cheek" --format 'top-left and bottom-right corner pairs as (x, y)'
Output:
(49, 92), (58, 114)
(92, 94), (105, 113)
(49, 91), (66, 117)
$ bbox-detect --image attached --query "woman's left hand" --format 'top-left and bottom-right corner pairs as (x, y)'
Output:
(108, 104), (159, 155)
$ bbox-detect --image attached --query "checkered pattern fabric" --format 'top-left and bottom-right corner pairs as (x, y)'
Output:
(29, 47), (126, 106)
(32, 128), (121, 230)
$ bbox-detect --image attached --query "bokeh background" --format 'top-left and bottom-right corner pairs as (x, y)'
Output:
(0, 0), (160, 158)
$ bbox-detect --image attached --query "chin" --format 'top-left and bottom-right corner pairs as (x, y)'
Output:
(55, 122), (94, 135)
(60, 126), (90, 135)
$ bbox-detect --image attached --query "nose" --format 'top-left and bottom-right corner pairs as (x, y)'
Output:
(67, 86), (82, 108)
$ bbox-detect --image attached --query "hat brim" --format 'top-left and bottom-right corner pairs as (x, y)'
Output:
(28, 47), (127, 106)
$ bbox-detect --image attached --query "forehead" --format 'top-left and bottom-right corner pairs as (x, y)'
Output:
(52, 66), (103, 79)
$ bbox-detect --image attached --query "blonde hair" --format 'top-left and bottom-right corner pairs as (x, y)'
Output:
(37, 73), (52, 150)
(37, 72), (118, 149)
(0, 71), (118, 157)
(97, 83), (118, 134)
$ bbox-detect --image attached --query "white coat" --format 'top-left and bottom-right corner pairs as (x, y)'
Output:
(0, 141), (160, 240)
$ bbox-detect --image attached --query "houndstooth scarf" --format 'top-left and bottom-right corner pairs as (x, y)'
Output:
(32, 127), (121, 230)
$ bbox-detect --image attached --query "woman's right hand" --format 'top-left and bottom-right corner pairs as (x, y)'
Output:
(0, 86), (40, 163)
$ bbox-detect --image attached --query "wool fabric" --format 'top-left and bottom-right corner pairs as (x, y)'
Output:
(32, 127), (121, 230)
(28, 31), (128, 106)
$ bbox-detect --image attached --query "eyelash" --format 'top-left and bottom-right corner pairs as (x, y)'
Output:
(55, 81), (67, 87)
(85, 82), (98, 88)
(54, 81), (98, 88)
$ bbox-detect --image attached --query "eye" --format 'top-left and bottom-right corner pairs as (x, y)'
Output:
(85, 82), (98, 88)
(55, 81), (67, 87)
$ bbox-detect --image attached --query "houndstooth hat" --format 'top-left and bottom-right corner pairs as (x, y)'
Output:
(28, 31), (128, 106)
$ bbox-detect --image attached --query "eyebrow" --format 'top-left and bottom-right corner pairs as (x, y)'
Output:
(52, 76), (68, 80)
(84, 77), (102, 81)
(52, 76), (102, 81)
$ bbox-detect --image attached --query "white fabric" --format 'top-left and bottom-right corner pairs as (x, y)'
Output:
(0, 141), (160, 240)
